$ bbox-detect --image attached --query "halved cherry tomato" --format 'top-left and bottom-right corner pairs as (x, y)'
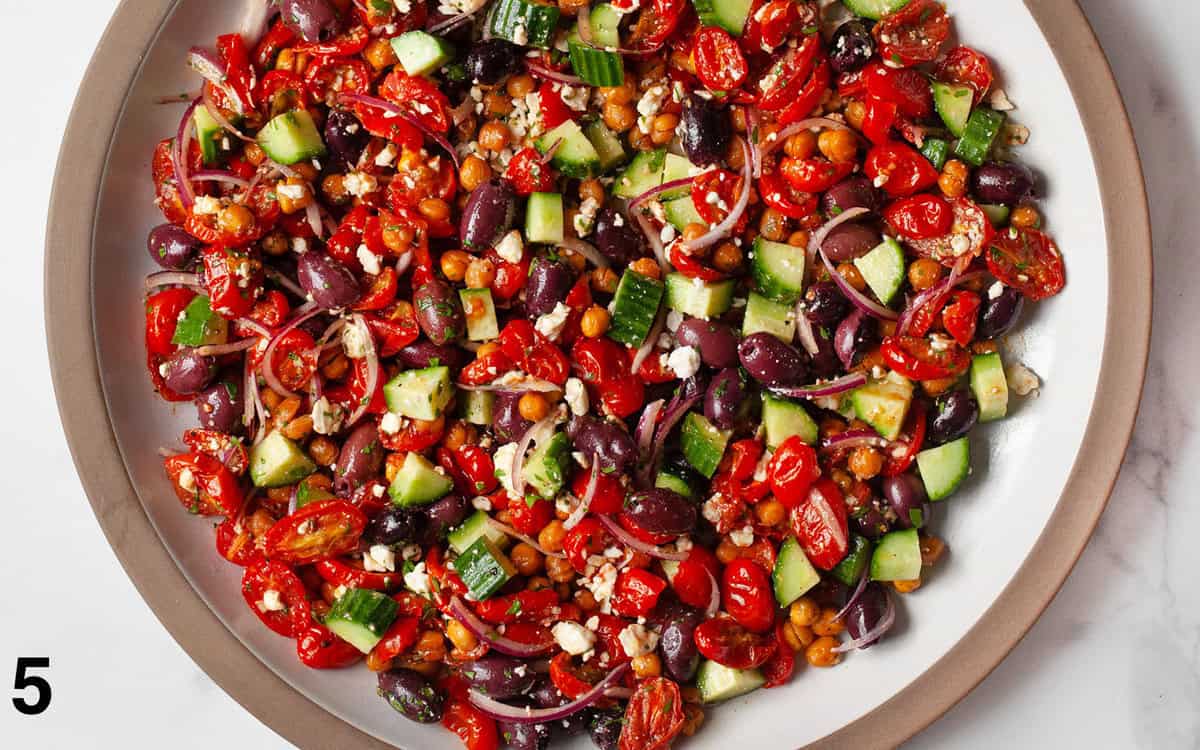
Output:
(305, 57), (372, 107)
(722, 558), (775, 632)
(906, 198), (993, 267)
(378, 414), (445, 453)
(296, 24), (370, 57)
(874, 0), (949, 67)
(153, 137), (208, 224)
(144, 287), (197, 356)
(453, 445), (498, 496)
(365, 301), (421, 357)
(667, 242), (727, 283)
(863, 63), (933, 119)
(570, 469), (625, 515)
(757, 34), (821, 111)
(442, 698), (499, 750)
(985, 226), (1066, 301)
(507, 497), (554, 536)
(671, 545), (720, 609)
(380, 69), (451, 133)
(240, 557), (312, 637)
(942, 290), (981, 346)
(563, 517), (610, 573)
(235, 290), (289, 338)
(775, 60), (831, 127)
(759, 165), (819, 220)
(315, 557), (402, 591)
(884, 194), (953, 239)
(263, 499), (368, 565)
(780, 156), (854, 193)
(864, 141), (939, 197)
(789, 478), (849, 570)
(694, 26), (748, 91)
(353, 266), (399, 311)
(474, 589), (562, 624)
(534, 80), (575, 131)
(761, 619), (797, 688)
(744, 0), (804, 52)
(164, 452), (242, 516)
(626, 0), (686, 52)
(861, 96), (899, 144)
(296, 624), (362, 669)
(880, 335), (970, 380)
(767, 436), (820, 509)
(483, 248), (529, 301)
(694, 615), (776, 669)
(345, 96), (423, 147)
(619, 677), (686, 750)
(881, 399), (926, 477)
(601, 374), (647, 419)
(611, 569), (668, 618)
(504, 147), (557, 196)
(183, 428), (249, 475)
(202, 245), (263, 319)
(691, 169), (748, 231)
(388, 152), (458, 210)
(216, 516), (259, 566)
(936, 45), (994, 104)
(458, 350), (515, 386)
(550, 652), (609, 699)
(572, 336), (629, 386)
(256, 69), (305, 116)
(368, 615), (421, 663)
(268, 328), (319, 391)
(497, 319), (570, 385)
(213, 34), (255, 112)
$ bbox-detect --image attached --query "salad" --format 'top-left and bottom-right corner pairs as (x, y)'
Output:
(145, 0), (1065, 747)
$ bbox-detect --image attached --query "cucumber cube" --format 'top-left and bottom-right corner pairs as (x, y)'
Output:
(917, 437), (970, 501)
(391, 31), (454, 77)
(870, 528), (921, 582)
(742, 292), (795, 342)
(250, 431), (317, 488)
(452, 537), (518, 600)
(970, 352), (1009, 421)
(459, 288), (499, 342)
(525, 192), (564, 244)
(389, 452), (454, 506)
(681, 412), (731, 478)
(256, 109), (325, 165)
(664, 272), (735, 319)
(384, 366), (453, 421)
(853, 236), (906, 306)
(762, 392), (819, 448)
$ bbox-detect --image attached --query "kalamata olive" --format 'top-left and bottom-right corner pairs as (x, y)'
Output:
(334, 422), (384, 494)
(277, 0), (341, 42)
(297, 251), (361, 309)
(423, 493), (469, 543)
(147, 223), (201, 270)
(808, 325), (842, 380)
(465, 39), (522, 85)
(680, 96), (730, 166)
(854, 504), (889, 539)
(844, 583), (890, 649)
(829, 20), (875, 74)
(378, 669), (444, 723)
(977, 285), (1025, 340)
(194, 377), (243, 433)
(803, 281), (850, 326)
(497, 719), (552, 750)
(971, 161), (1035, 206)
(494, 393), (532, 443)
(675, 318), (738, 368)
(834, 309), (878, 369)
(367, 506), (426, 546)
(462, 654), (537, 699)
(529, 679), (588, 735)
(397, 340), (466, 370)
(413, 279), (465, 345)
(525, 256), (574, 318)
(592, 207), (645, 266)
(705, 367), (746, 430)
(324, 108), (370, 172)
(162, 348), (216, 395)
(738, 332), (807, 386)
(653, 599), (704, 681)
(822, 222), (882, 262)
(882, 473), (929, 529)
(566, 416), (636, 474)
(928, 389), (979, 445)
(622, 489), (697, 536)
(589, 710), (624, 750)
(822, 175), (881, 216)
(461, 178), (518, 249)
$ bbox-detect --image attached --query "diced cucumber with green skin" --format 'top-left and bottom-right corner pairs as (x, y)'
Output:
(535, 120), (601, 178)
(917, 437), (970, 501)
(695, 660), (765, 704)
(655, 467), (694, 498)
(980, 203), (1011, 227)
(870, 528), (921, 581)
(452, 537), (518, 600)
(388, 452), (453, 506)
(762, 392), (819, 448)
(582, 119), (628, 173)
(663, 196), (704, 232)
(568, 41), (624, 87)
(690, 0), (753, 36)
(459, 289), (499, 341)
(459, 390), (495, 426)
(613, 149), (693, 200)
(384, 366), (453, 420)
(524, 432), (572, 501)
(448, 510), (512, 555)
(773, 536), (821, 607)
(831, 534), (874, 587)
(608, 270), (664, 346)
(853, 236), (906, 306)
(525, 192), (564, 244)
(193, 105), (224, 166)
(487, 0), (561, 48)
(842, 0), (910, 20)
(932, 81), (975, 137)
(751, 237), (806, 304)
(171, 295), (228, 347)
(970, 352), (1008, 421)
(391, 31), (454, 77)
(953, 107), (1006, 166)
(325, 589), (400, 653)
(664, 272), (735, 319)
(851, 372), (914, 441)
(742, 292), (795, 342)
(681, 412), (731, 478)
(256, 109), (325, 165)
(920, 137), (950, 170)
(250, 431), (317, 488)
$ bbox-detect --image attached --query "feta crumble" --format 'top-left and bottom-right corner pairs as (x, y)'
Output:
(552, 621), (597, 655)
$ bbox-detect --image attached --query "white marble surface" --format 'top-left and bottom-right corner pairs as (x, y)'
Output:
(0, 0), (1193, 747)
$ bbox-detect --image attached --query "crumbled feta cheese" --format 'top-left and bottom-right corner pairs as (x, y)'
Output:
(380, 412), (402, 434)
(988, 281), (1005, 300)
(177, 468), (196, 492)
(393, 0), (413, 13)
(618, 623), (660, 658)
(928, 333), (954, 352)
(612, 212), (624, 227)
(702, 495), (725, 524)
(374, 143), (398, 167)
(988, 88), (1015, 112)
(1002, 123), (1030, 146)
(363, 544), (396, 573)
(356, 244), (382, 276)
(564, 377), (590, 416)
(873, 174), (889, 188)
(659, 223), (677, 244)
(472, 495), (493, 511)
(675, 536), (693, 553)
(192, 195), (221, 215)
(276, 183), (306, 200)
(495, 230), (524, 264)
(259, 589), (285, 613)
(585, 563), (618, 608)
(310, 396), (345, 436)
(291, 237), (309, 254)
(1007, 362), (1041, 396)
(558, 85), (589, 111)
(666, 346), (701, 379)
(511, 20), (529, 46)
(493, 443), (519, 497)
(535, 302), (573, 342)
(401, 544), (422, 561)
(753, 451), (771, 482)
(343, 171), (379, 198)
(553, 621), (597, 655)
(729, 525), (755, 548)
(404, 562), (431, 596)
(574, 197), (600, 237)
(372, 484), (387, 498)
(341, 322), (370, 358)
(665, 310), (684, 332)
(636, 85), (668, 134)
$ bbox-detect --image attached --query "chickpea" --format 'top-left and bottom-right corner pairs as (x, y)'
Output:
(319, 173), (351, 205)
(632, 653), (663, 679)
(715, 540), (739, 565)
(837, 262), (867, 292)
(575, 589), (598, 611)
(446, 619), (479, 652)
(812, 607), (845, 637)
(261, 388), (283, 413)
(365, 648), (394, 672)
(580, 305), (611, 338)
(682, 222), (707, 243)
(269, 396), (302, 430)
(415, 629), (447, 662)
(844, 100), (867, 131)
(476, 341), (502, 359)
(906, 258), (943, 291)
(217, 204), (255, 235)
(759, 207), (788, 242)
(518, 392), (551, 421)
(440, 249), (471, 282)
(712, 241), (743, 273)
(459, 154), (493, 192)
(894, 578), (922, 594)
(630, 257), (662, 279)
(784, 130), (818, 160)
(545, 555), (576, 583)
(506, 74), (536, 98)
(628, 127), (654, 152)
(938, 159), (969, 199)
(464, 258), (496, 289)
(537, 520), (567, 553)
(920, 533), (947, 566)
(292, 162), (319, 182)
(789, 597), (820, 629)
(243, 142), (266, 166)
(282, 415), (314, 441)
(921, 376), (958, 397)
(787, 229), (811, 248)
(731, 106), (748, 133)
(526, 575), (553, 591)
(478, 120), (511, 152)
(364, 38), (398, 70)
(599, 80), (636, 105)
(1010, 204), (1041, 228)
(651, 113), (680, 146)
(309, 436), (339, 466)
(557, 0), (589, 15)
(261, 231), (289, 256)
(590, 267), (619, 294)
(483, 90), (513, 118)
(563, 250), (587, 273)
(805, 636), (842, 667)
(246, 509), (275, 538)
(680, 705), (705, 737)
(418, 198), (451, 224)
(385, 452), (405, 484)
(848, 446), (884, 480)
(602, 101), (636, 132)
(382, 223), (416, 255)
(878, 319), (898, 337)
(818, 129), (858, 163)
(579, 178), (606, 205)
(441, 420), (473, 452)
(781, 621), (814, 652)
(754, 498), (786, 527)
(972, 340), (999, 355)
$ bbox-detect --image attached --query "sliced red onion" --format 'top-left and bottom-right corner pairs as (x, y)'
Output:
(833, 587), (896, 653)
(569, 460), (601, 529)
(193, 339), (258, 357)
(539, 137), (564, 165)
(144, 271), (202, 292)
(244, 355), (267, 444)
(259, 302), (323, 398)
(834, 307), (865, 370)
(704, 567), (720, 618)
(455, 378), (561, 393)
(559, 237), (609, 269)
(525, 60), (584, 86)
(683, 139), (752, 253)
(448, 596), (557, 658)
(820, 428), (891, 453)
(469, 663), (631, 723)
(633, 209), (669, 275)
(264, 267), (307, 299)
(630, 306), (666, 374)
(190, 169), (252, 188)
(346, 314), (380, 426)
(635, 399), (665, 464)
(512, 415), (557, 500)
(395, 249), (414, 277)
(628, 177), (694, 212)
(794, 301), (820, 356)
(172, 98), (201, 209)
(603, 686), (633, 700)
(820, 248), (898, 321)
(767, 372), (867, 399)
(597, 514), (688, 561)
(201, 85), (253, 143)
(305, 201), (324, 238)
(638, 376), (704, 487)
(806, 206), (869, 279)
(337, 93), (460, 168)
(186, 47), (245, 114)
(760, 117), (851, 159)
(428, 10), (478, 33)
(485, 517), (567, 559)
(235, 316), (274, 339)
(834, 566), (870, 623)
(895, 263), (982, 336)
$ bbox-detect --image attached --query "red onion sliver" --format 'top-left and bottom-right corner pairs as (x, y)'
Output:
(704, 568), (720, 618)
(448, 596), (557, 658)
(455, 378), (561, 393)
(264, 267), (307, 299)
(186, 48), (244, 115)
(820, 248), (899, 320)
(428, 10), (477, 33)
(568, 460), (601, 530)
(172, 98), (201, 210)
(630, 306), (666, 374)
(794, 301), (820, 355)
(559, 237), (609, 269)
(767, 372), (868, 399)
(525, 60), (584, 86)
(628, 177), (694, 211)
(833, 587), (895, 653)
(201, 85), (253, 143)
(193, 339), (258, 357)
(633, 209), (669, 275)
(597, 514), (688, 561)
(760, 117), (850, 159)
(486, 517), (567, 558)
(144, 271), (202, 292)
(512, 415), (557, 500)
(259, 302), (323, 399)
(346, 314), (380, 427)
(820, 428), (891, 453)
(305, 201), (324, 238)
(895, 264), (983, 336)
(190, 169), (252, 188)
(539, 137), (564, 165)
(635, 399), (665, 464)
(683, 138), (752, 253)
(834, 566), (870, 623)
(469, 663), (631, 723)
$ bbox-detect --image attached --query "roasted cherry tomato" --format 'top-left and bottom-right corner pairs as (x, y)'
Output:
(380, 69), (451, 133)
(202, 245), (263, 319)
(152, 138), (205, 224)
(626, 0), (686, 52)
(458, 350), (515, 386)
(942, 290), (981, 346)
(453, 445), (498, 496)
(721, 558), (775, 633)
(473, 589), (562, 624)
(881, 399), (927, 477)
(144, 287), (197, 356)
(563, 517), (609, 573)
(216, 516), (259, 566)
(268, 328), (319, 391)
(671, 545), (720, 609)
(368, 615), (421, 663)
(305, 57), (371, 107)
(570, 468), (625, 515)
(240, 557), (312, 637)
(344, 96), (423, 147)
(691, 168), (748, 232)
(572, 336), (629, 386)
(497, 319), (569, 385)
(611, 568), (668, 618)
(295, 24), (370, 57)
(880, 335), (970, 380)
(789, 478), (849, 570)
(874, 0), (949, 67)
(253, 20), (297, 71)
(504, 147), (558, 196)
(442, 698), (499, 750)
(183, 428), (249, 475)
(757, 34), (821, 111)
(667, 242), (727, 283)
(619, 677), (686, 750)
(354, 267), (399, 312)
(378, 414), (445, 453)
(549, 652), (609, 699)
(744, 0), (804, 52)
(767, 436), (820, 509)
(694, 26), (748, 91)
(388, 152), (458, 210)
(256, 69), (305, 116)
(780, 156), (854, 193)
(694, 615), (777, 669)
(296, 624), (363, 669)
(864, 141), (940, 197)
(863, 63), (934, 120)
(365, 301), (421, 357)
(235, 289), (290, 337)
(601, 374), (647, 419)
(759, 164), (819, 220)
(985, 226), (1066, 301)
(775, 60), (831, 127)
(936, 45), (995, 104)
(861, 95), (899, 144)
(483, 247), (529, 301)
(263, 499), (368, 565)
(315, 557), (402, 591)
(761, 619), (797, 688)
(884, 194), (953, 239)
(906, 198), (994, 266)
(507, 497), (554, 537)
(164, 452), (242, 516)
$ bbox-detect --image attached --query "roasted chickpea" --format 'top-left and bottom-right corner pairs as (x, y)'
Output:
(805, 636), (841, 667)
(478, 120), (511, 152)
(459, 154), (493, 192)
(630, 257), (662, 279)
(440, 249), (471, 282)
(518, 392), (551, 421)
(580, 305), (611, 338)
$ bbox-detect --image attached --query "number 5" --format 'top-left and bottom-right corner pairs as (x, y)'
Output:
(12, 657), (51, 715)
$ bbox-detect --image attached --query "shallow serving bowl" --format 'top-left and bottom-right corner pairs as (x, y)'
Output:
(45, 0), (1150, 747)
